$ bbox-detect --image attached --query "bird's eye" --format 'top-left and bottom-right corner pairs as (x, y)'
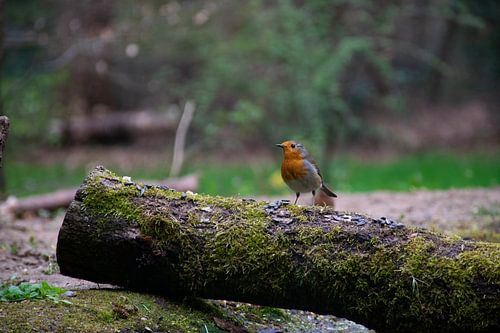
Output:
(291, 144), (296, 148)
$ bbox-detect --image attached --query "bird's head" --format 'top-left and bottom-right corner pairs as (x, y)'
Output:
(275, 140), (307, 159)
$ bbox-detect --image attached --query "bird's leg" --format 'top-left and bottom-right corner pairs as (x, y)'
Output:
(294, 192), (300, 205)
(312, 190), (315, 205)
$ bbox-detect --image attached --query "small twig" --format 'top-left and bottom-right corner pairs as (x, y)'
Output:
(170, 101), (196, 177)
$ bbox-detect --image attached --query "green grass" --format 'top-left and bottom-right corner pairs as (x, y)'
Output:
(6, 162), (87, 197)
(188, 151), (499, 195)
(4, 151), (499, 197)
(330, 152), (500, 192)
(188, 164), (280, 197)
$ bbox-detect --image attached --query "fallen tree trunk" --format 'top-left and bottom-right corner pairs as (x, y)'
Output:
(52, 110), (178, 144)
(4, 174), (197, 215)
(56, 166), (500, 333)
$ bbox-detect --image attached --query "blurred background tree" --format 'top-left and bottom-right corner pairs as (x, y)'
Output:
(1, 0), (499, 196)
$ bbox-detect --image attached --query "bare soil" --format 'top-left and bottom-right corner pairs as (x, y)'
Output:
(1, 187), (498, 289)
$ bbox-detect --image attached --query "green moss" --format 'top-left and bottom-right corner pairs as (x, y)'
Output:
(185, 204), (292, 295)
(369, 236), (381, 247)
(297, 226), (327, 247)
(0, 290), (215, 333)
(296, 225), (342, 248)
(80, 170), (291, 296)
(235, 304), (290, 321)
(324, 237), (500, 330)
(285, 204), (309, 223)
(96, 308), (114, 323)
(285, 203), (308, 215)
(289, 232), (500, 331)
(81, 171), (145, 228)
(383, 236), (499, 329)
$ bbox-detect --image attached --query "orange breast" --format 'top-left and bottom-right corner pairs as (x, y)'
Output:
(281, 158), (307, 181)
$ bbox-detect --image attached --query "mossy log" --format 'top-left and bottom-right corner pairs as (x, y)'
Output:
(56, 166), (500, 333)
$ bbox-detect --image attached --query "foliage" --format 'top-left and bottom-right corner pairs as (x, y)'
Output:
(0, 281), (71, 305)
(1, 72), (66, 148)
(6, 161), (87, 197)
(108, 0), (496, 152)
(330, 151), (500, 192)
(6, 0), (496, 151)
(113, 0), (396, 152)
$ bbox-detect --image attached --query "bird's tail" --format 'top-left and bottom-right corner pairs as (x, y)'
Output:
(321, 184), (337, 197)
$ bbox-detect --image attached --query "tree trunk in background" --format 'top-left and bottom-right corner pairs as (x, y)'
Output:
(54, 110), (178, 144)
(57, 166), (500, 333)
(56, 0), (117, 117)
(428, 18), (459, 102)
(0, 116), (8, 165)
(0, 0), (6, 199)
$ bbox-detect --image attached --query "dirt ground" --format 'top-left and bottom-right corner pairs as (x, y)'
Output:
(1, 187), (498, 289)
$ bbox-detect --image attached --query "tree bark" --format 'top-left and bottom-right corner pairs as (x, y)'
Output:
(0, 116), (9, 199)
(57, 166), (500, 333)
(0, 0), (7, 198)
(0, 116), (8, 166)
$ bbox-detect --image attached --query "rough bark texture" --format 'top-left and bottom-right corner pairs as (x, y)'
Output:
(57, 166), (500, 333)
(0, 0), (6, 197)
(0, 116), (8, 166)
(0, 116), (6, 198)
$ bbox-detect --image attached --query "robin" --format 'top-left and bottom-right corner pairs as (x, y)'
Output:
(276, 140), (337, 205)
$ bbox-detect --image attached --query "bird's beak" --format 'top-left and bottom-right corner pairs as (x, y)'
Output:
(275, 143), (284, 148)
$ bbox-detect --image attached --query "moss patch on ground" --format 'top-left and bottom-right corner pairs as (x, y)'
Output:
(0, 289), (216, 333)
(0, 289), (371, 333)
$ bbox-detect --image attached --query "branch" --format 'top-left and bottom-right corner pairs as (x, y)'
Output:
(170, 101), (195, 177)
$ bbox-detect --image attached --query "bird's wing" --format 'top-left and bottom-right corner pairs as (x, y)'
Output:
(303, 157), (325, 182)
(307, 157), (323, 179)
